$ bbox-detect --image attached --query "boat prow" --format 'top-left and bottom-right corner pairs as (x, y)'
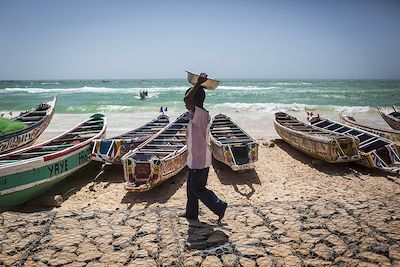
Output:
(91, 114), (169, 164)
(309, 114), (400, 174)
(122, 112), (189, 192)
(377, 106), (400, 130)
(210, 114), (258, 171)
(0, 113), (106, 208)
(0, 97), (57, 154)
(340, 112), (400, 146)
(275, 112), (361, 163)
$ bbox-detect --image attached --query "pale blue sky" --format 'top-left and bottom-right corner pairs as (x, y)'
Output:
(0, 0), (399, 80)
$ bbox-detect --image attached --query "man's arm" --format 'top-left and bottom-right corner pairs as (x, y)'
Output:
(184, 74), (208, 111)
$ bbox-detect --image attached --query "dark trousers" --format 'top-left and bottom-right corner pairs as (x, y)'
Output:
(186, 168), (226, 219)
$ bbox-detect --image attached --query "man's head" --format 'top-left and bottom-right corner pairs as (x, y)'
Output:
(185, 86), (205, 110)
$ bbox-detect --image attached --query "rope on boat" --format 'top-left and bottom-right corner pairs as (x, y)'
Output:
(333, 138), (347, 158)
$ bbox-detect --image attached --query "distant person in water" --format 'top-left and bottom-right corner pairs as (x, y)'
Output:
(180, 73), (228, 223)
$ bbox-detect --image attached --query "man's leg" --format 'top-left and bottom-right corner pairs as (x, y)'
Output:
(191, 168), (227, 217)
(185, 169), (199, 219)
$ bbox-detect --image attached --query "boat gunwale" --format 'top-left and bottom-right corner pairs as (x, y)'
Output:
(0, 114), (106, 170)
(340, 113), (400, 135)
(210, 113), (255, 146)
(274, 113), (356, 143)
(122, 113), (189, 162)
(0, 97), (57, 139)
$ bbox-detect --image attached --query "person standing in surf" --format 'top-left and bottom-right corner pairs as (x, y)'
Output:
(181, 72), (228, 223)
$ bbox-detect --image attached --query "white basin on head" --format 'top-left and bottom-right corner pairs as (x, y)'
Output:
(186, 71), (220, 90)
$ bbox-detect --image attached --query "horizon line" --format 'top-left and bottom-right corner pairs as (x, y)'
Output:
(1, 77), (400, 82)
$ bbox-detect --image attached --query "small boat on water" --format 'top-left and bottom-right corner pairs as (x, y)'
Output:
(0, 97), (56, 154)
(0, 113), (106, 208)
(91, 114), (169, 164)
(309, 114), (400, 173)
(340, 112), (400, 146)
(274, 112), (360, 163)
(377, 106), (400, 130)
(210, 114), (258, 171)
(122, 112), (189, 192)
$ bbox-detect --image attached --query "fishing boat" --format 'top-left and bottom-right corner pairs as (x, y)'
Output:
(340, 112), (400, 146)
(0, 97), (56, 154)
(122, 112), (189, 192)
(210, 114), (258, 171)
(0, 113), (106, 208)
(377, 106), (400, 130)
(91, 114), (169, 164)
(274, 112), (360, 163)
(309, 114), (400, 173)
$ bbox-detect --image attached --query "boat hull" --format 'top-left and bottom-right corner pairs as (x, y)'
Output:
(124, 150), (187, 192)
(340, 113), (400, 146)
(0, 97), (56, 154)
(310, 115), (400, 173)
(123, 113), (189, 192)
(92, 139), (144, 164)
(274, 113), (360, 163)
(91, 115), (169, 165)
(210, 114), (258, 171)
(211, 140), (257, 171)
(0, 145), (92, 207)
(378, 107), (400, 130)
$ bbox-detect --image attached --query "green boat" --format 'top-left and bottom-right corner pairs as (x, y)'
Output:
(0, 113), (106, 208)
(0, 97), (57, 154)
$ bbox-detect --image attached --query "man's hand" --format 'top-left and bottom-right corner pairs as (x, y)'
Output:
(196, 73), (208, 84)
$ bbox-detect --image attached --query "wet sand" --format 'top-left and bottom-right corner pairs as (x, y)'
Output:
(2, 137), (400, 266)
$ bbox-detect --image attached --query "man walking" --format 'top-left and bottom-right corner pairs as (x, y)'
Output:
(181, 73), (227, 223)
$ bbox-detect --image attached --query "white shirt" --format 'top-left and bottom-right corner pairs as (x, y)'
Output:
(186, 106), (212, 169)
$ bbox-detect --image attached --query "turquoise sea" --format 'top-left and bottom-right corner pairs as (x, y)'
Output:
(1, 79), (400, 138)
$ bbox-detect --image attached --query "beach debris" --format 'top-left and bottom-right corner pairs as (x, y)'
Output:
(30, 194), (64, 207)
(386, 175), (400, 185)
(350, 168), (362, 178)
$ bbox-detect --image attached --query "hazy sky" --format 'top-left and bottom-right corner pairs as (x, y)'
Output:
(0, 0), (399, 80)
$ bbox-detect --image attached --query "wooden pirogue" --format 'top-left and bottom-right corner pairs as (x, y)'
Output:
(309, 115), (400, 173)
(274, 112), (360, 163)
(340, 112), (400, 146)
(0, 113), (106, 207)
(377, 106), (400, 130)
(91, 114), (169, 164)
(210, 113), (258, 171)
(0, 97), (56, 154)
(122, 112), (189, 192)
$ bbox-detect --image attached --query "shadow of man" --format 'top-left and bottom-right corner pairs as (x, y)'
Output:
(212, 158), (261, 199)
(186, 219), (230, 251)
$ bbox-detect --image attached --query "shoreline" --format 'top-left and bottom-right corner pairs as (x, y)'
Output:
(35, 108), (392, 143)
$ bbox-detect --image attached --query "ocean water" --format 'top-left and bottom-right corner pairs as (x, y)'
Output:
(1, 79), (399, 138)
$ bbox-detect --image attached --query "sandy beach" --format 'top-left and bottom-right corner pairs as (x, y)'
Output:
(2, 135), (400, 266)
(32, 137), (400, 211)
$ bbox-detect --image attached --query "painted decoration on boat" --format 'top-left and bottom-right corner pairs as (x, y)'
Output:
(274, 112), (360, 163)
(91, 114), (169, 164)
(0, 113), (106, 208)
(122, 112), (189, 192)
(0, 97), (56, 154)
(210, 113), (258, 171)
